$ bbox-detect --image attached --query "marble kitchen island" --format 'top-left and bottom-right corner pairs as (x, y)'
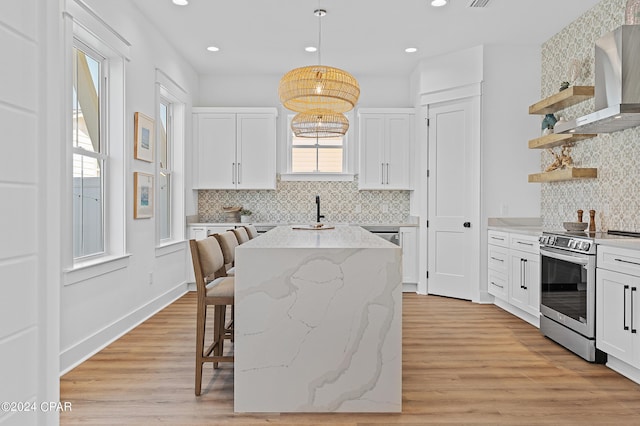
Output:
(234, 225), (402, 413)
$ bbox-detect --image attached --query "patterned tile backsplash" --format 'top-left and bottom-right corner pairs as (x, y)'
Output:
(198, 176), (411, 224)
(540, 0), (640, 232)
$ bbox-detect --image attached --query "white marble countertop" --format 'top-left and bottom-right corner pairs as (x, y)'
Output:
(595, 238), (640, 251)
(487, 217), (542, 237)
(238, 225), (398, 249)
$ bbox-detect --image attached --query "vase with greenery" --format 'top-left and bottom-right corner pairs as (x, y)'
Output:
(240, 209), (253, 223)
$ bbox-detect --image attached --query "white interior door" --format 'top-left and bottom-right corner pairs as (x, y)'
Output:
(427, 97), (480, 300)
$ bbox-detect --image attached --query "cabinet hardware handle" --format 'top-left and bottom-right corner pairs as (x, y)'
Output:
(491, 281), (504, 289)
(633, 287), (637, 334)
(490, 236), (504, 241)
(624, 285), (630, 331)
(381, 163), (384, 185)
(238, 162), (242, 184)
(522, 258), (527, 290)
(614, 258), (640, 267)
(386, 163), (390, 185)
(463, 222), (471, 228)
(232, 163), (236, 184)
(490, 256), (504, 262)
(517, 241), (534, 246)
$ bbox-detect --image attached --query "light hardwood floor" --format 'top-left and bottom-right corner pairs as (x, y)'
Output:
(60, 293), (640, 425)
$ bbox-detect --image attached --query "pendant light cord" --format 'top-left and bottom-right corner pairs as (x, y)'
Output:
(317, 0), (322, 65)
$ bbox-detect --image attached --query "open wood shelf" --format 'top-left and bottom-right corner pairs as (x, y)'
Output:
(528, 133), (598, 149)
(528, 86), (594, 115)
(528, 167), (597, 183)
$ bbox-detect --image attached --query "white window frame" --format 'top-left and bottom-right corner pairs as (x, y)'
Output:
(155, 70), (186, 256)
(280, 112), (355, 182)
(63, 0), (130, 284)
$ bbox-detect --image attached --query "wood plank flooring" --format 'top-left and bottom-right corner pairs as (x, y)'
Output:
(60, 293), (640, 425)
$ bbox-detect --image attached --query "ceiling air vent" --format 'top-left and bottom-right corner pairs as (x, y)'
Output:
(468, 0), (491, 7)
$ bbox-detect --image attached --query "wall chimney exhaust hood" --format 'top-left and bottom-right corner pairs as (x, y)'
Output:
(555, 25), (640, 134)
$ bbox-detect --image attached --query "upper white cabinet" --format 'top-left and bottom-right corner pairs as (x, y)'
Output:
(358, 108), (414, 190)
(193, 107), (277, 190)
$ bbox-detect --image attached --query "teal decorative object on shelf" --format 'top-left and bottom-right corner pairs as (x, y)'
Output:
(541, 113), (557, 132)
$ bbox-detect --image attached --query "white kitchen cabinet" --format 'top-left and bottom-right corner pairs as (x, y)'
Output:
(358, 109), (414, 190)
(487, 230), (540, 324)
(400, 227), (418, 284)
(597, 245), (640, 373)
(509, 249), (540, 317)
(193, 108), (277, 190)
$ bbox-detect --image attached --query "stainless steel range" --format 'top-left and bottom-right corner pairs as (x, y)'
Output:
(539, 230), (640, 362)
(539, 231), (604, 363)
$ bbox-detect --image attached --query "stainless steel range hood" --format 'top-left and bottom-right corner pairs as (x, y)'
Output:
(555, 25), (640, 134)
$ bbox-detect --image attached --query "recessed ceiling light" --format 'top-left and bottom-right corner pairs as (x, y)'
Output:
(405, 47), (418, 53)
(305, 46), (317, 52)
(431, 0), (447, 6)
(172, 0), (189, 5)
(206, 46), (220, 52)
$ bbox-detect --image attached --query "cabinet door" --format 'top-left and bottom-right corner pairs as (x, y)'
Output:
(358, 114), (385, 189)
(194, 113), (236, 189)
(400, 227), (418, 283)
(597, 268), (637, 365)
(236, 113), (276, 190)
(384, 114), (411, 189)
(523, 251), (540, 316)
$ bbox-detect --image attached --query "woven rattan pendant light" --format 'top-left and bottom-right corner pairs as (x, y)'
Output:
(291, 109), (349, 138)
(279, 8), (360, 114)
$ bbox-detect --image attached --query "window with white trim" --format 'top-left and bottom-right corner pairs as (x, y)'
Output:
(66, 3), (128, 271)
(284, 113), (354, 181)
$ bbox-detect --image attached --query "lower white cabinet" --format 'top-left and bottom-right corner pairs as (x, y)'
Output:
(597, 245), (640, 374)
(400, 227), (418, 284)
(487, 230), (540, 323)
(508, 248), (540, 317)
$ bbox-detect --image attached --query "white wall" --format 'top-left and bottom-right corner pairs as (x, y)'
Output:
(0, 0), (61, 424)
(482, 45), (541, 220)
(59, 0), (199, 373)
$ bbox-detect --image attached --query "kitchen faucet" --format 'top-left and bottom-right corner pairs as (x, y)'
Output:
(316, 195), (325, 223)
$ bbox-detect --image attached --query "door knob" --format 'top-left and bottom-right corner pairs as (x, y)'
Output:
(463, 222), (471, 228)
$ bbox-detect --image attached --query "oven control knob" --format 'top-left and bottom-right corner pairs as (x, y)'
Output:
(569, 240), (576, 249)
(582, 242), (591, 251)
(549, 236), (556, 244)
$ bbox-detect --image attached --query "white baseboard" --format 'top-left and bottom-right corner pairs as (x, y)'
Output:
(60, 282), (188, 375)
(606, 356), (640, 385)
(493, 298), (540, 328)
(402, 283), (418, 293)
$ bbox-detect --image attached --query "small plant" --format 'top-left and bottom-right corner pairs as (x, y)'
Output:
(240, 209), (252, 216)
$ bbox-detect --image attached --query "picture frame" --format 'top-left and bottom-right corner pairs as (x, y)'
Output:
(134, 172), (154, 219)
(134, 112), (154, 162)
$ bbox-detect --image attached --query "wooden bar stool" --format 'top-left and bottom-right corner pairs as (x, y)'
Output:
(189, 237), (234, 396)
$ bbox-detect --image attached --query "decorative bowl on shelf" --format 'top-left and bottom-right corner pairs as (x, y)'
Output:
(563, 221), (588, 232)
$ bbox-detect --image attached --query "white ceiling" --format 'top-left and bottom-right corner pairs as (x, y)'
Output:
(130, 0), (602, 78)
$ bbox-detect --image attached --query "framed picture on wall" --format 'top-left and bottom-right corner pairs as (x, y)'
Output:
(134, 172), (154, 219)
(134, 112), (154, 162)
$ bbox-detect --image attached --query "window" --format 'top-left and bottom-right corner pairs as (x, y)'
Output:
(154, 72), (186, 251)
(158, 99), (171, 241)
(72, 43), (106, 259)
(64, 2), (129, 278)
(292, 134), (344, 173)
(283, 113), (354, 181)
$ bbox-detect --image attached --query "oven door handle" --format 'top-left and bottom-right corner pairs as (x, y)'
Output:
(540, 247), (589, 266)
